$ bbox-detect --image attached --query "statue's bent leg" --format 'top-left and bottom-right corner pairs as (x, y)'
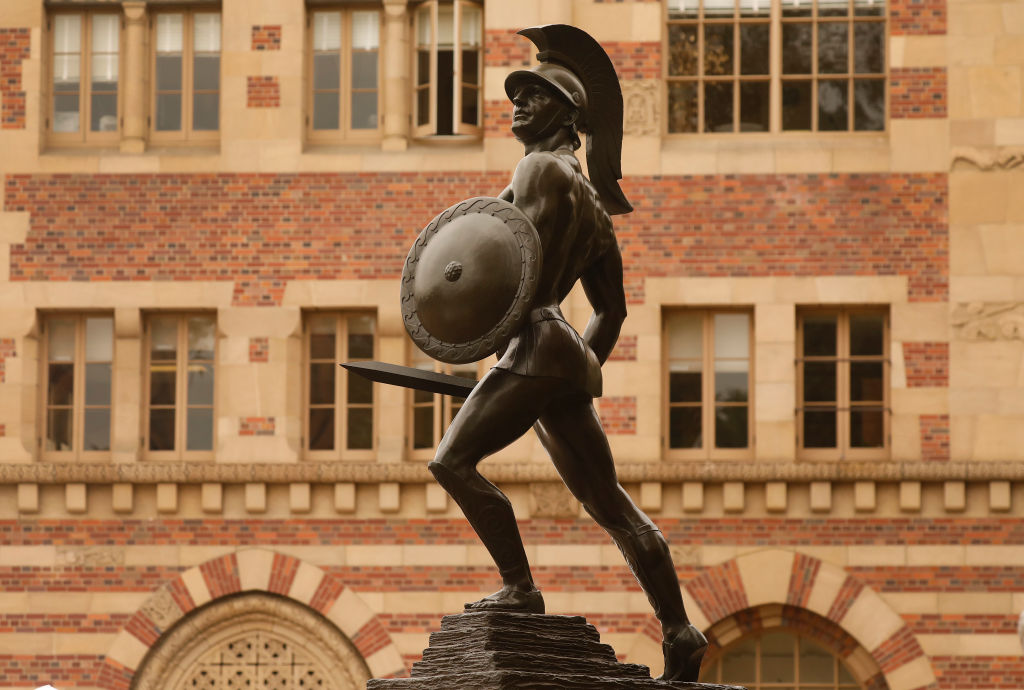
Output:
(428, 368), (560, 614)
(535, 396), (708, 682)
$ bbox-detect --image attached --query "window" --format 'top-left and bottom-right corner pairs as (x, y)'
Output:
(408, 347), (480, 457)
(666, 0), (886, 133)
(152, 10), (221, 141)
(699, 630), (862, 688)
(797, 308), (888, 458)
(414, 0), (483, 137)
(309, 8), (382, 140)
(42, 315), (113, 459)
(145, 314), (216, 458)
(664, 310), (752, 458)
(305, 313), (375, 458)
(49, 11), (121, 143)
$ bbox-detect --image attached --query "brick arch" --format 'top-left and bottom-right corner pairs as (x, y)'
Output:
(680, 549), (937, 690)
(96, 548), (407, 690)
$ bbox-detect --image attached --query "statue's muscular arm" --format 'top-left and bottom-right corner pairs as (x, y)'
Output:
(581, 246), (627, 365)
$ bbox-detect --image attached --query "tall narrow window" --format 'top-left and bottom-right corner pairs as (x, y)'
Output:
(408, 347), (480, 457)
(305, 313), (376, 458)
(146, 315), (216, 458)
(42, 315), (113, 459)
(152, 10), (220, 141)
(797, 308), (888, 458)
(665, 310), (752, 458)
(310, 9), (381, 139)
(50, 12), (120, 143)
(413, 0), (483, 138)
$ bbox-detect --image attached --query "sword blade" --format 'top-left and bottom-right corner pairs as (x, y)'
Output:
(341, 361), (478, 397)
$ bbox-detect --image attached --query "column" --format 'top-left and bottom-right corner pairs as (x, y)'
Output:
(381, 0), (409, 151)
(120, 2), (147, 153)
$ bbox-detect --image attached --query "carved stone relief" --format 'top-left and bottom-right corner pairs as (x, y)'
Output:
(952, 302), (1024, 341)
(140, 587), (184, 631)
(57, 545), (124, 567)
(952, 146), (1024, 171)
(622, 80), (659, 136)
(529, 482), (580, 518)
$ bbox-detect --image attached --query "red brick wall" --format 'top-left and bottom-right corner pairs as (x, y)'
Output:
(903, 342), (949, 388)
(606, 42), (661, 81)
(0, 28), (30, 130)
(598, 395), (637, 434)
(251, 25), (282, 51)
(0, 337), (14, 384)
(890, 0), (947, 36)
(890, 67), (948, 119)
(5, 172), (949, 306)
(249, 337), (269, 362)
(920, 413), (950, 461)
(608, 335), (638, 362)
(247, 76), (281, 108)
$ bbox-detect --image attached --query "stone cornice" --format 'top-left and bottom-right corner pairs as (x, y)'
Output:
(1, 461), (1022, 484)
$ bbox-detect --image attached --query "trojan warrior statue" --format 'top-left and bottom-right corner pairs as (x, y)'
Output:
(398, 25), (709, 682)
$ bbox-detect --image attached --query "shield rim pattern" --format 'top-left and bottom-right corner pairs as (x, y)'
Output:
(401, 197), (542, 364)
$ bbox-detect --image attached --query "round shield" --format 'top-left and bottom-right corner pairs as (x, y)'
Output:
(401, 197), (542, 364)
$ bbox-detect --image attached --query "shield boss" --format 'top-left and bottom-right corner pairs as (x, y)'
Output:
(402, 197), (541, 364)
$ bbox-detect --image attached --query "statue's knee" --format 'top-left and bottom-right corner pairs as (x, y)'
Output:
(428, 458), (468, 495)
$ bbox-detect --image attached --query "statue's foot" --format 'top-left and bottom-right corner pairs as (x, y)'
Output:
(656, 624), (708, 683)
(464, 585), (545, 614)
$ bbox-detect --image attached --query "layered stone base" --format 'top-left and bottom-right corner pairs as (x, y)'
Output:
(367, 611), (745, 690)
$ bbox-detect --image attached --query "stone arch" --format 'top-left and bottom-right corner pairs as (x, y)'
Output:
(97, 548), (406, 690)
(677, 549), (937, 690)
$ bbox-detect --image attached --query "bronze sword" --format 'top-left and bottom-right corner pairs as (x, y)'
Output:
(341, 361), (477, 397)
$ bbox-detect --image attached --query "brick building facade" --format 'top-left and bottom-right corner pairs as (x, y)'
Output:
(0, 0), (1022, 689)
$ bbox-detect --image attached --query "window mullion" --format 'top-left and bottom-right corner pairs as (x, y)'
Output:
(769, 0), (781, 133)
(838, 313), (850, 454)
(74, 316), (85, 455)
(337, 315), (346, 454)
(177, 316), (187, 454)
(704, 311), (713, 456)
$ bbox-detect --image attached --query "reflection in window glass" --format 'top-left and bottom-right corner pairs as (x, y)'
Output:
(147, 315), (215, 455)
(45, 315), (113, 455)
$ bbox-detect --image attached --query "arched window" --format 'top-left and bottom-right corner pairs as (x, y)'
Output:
(700, 629), (863, 689)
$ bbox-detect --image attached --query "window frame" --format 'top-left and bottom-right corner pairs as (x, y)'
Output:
(663, 0), (889, 136)
(302, 311), (377, 461)
(306, 5), (385, 144)
(796, 306), (890, 461)
(406, 346), (486, 460)
(412, 0), (484, 139)
(39, 313), (115, 462)
(149, 8), (222, 145)
(663, 308), (754, 461)
(46, 9), (124, 146)
(143, 313), (218, 461)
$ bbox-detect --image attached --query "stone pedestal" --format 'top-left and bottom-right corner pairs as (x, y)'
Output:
(367, 611), (746, 690)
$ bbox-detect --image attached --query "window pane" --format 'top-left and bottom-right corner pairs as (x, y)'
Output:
(460, 86), (478, 126)
(156, 54), (182, 91)
(855, 0), (886, 16)
(803, 409), (837, 447)
(670, 368), (702, 403)
(194, 55), (219, 91)
(54, 14), (82, 53)
(347, 372), (372, 404)
(739, 81), (769, 131)
(740, 24), (769, 75)
(704, 0), (734, 18)
(819, 0), (849, 16)
(186, 407), (214, 451)
(851, 409), (884, 447)
(91, 54), (118, 84)
(854, 79), (885, 131)
(740, 0), (770, 17)
(193, 92), (219, 130)
(668, 82), (698, 133)
(668, 0), (699, 19)
(149, 408), (175, 450)
(313, 12), (341, 51)
(461, 5), (482, 46)
(348, 315), (375, 358)
(437, 5), (454, 48)
(150, 367), (176, 405)
(818, 22), (849, 73)
(309, 363), (336, 404)
(669, 407), (702, 448)
(715, 406), (748, 448)
(417, 83), (430, 125)
(49, 319), (76, 361)
(414, 387), (433, 404)
(188, 363), (215, 405)
(705, 82), (733, 132)
(54, 94), (80, 132)
(352, 91), (378, 130)
(850, 313), (885, 355)
(413, 406), (434, 449)
(800, 639), (836, 683)
(782, 0), (812, 17)
(668, 25), (698, 76)
(714, 313), (749, 359)
(156, 93), (182, 131)
(462, 49), (479, 86)
(819, 79), (849, 130)
(761, 632), (795, 683)
(416, 7), (431, 46)
(309, 408), (334, 450)
(782, 24), (811, 73)
(352, 11), (380, 51)
(850, 361), (883, 401)
(668, 313), (702, 358)
(188, 317), (215, 360)
(314, 91), (340, 130)
(838, 662), (857, 684)
(156, 14), (183, 52)
(47, 408), (73, 451)
(91, 93), (118, 132)
(781, 80), (812, 130)
(53, 54), (81, 85)
(352, 51), (378, 90)
(85, 363), (111, 406)
(194, 13), (221, 52)
(151, 317), (177, 360)
(704, 25), (733, 76)
(715, 362), (748, 403)
(92, 14), (118, 52)
(803, 361), (837, 402)
(854, 22), (884, 73)
(314, 52), (341, 92)
(48, 363), (74, 406)
(83, 408), (110, 451)
(309, 317), (336, 359)
(720, 638), (756, 684)
(85, 317), (113, 360)
(347, 408), (373, 449)
(803, 315), (837, 356)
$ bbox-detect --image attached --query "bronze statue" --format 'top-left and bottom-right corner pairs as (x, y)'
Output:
(351, 24), (709, 683)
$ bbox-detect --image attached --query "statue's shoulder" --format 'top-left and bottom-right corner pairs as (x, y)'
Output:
(514, 151), (575, 190)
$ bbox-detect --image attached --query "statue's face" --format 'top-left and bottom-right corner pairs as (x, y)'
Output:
(510, 83), (574, 143)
